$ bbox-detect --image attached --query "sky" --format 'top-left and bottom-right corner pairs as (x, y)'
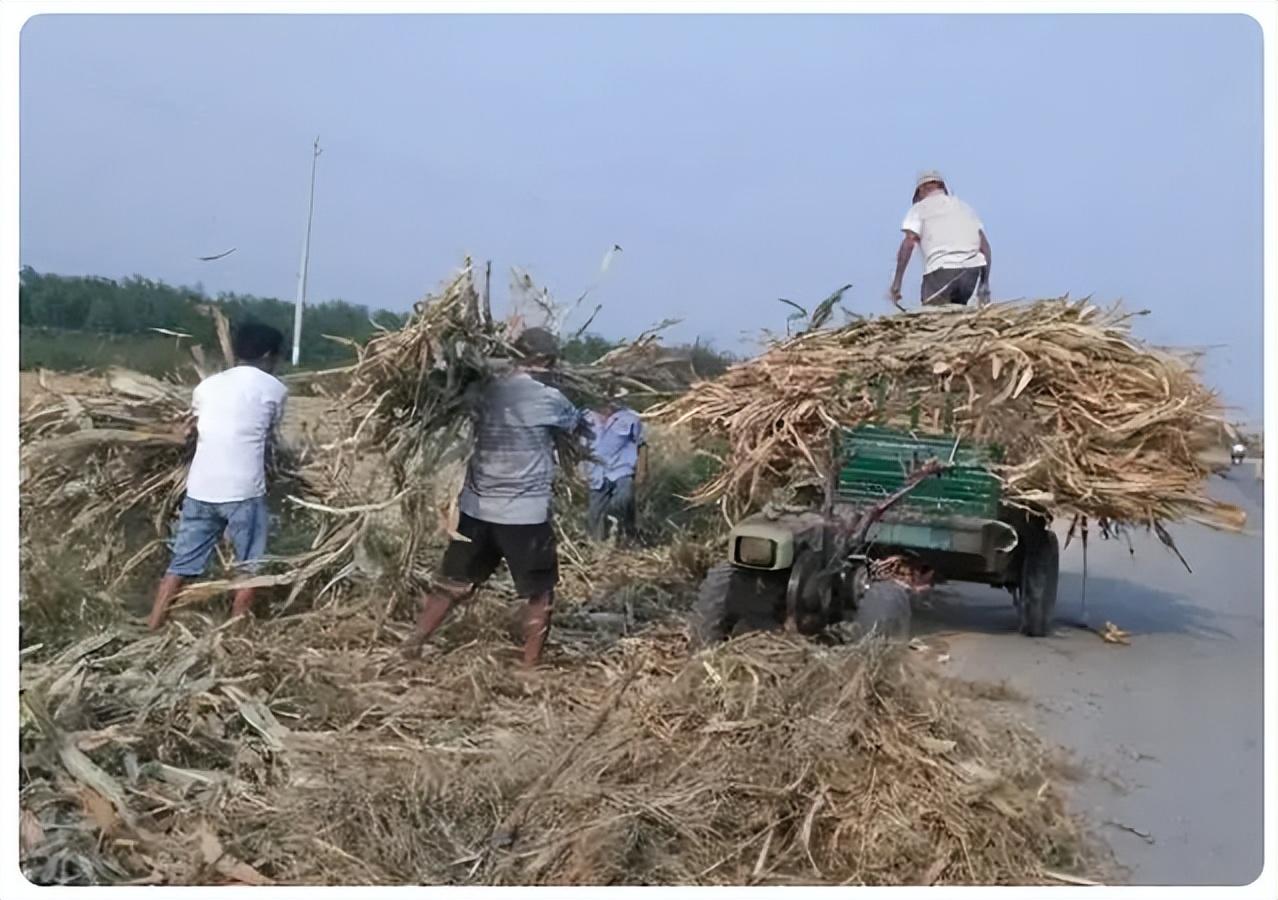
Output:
(18, 13), (1265, 418)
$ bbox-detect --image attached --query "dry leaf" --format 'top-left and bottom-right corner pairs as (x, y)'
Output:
(197, 822), (275, 886)
(1095, 622), (1131, 645)
(19, 809), (44, 855)
(919, 737), (957, 755)
(922, 850), (951, 885)
(1011, 365), (1035, 399)
(59, 741), (135, 827)
(79, 786), (119, 834)
(700, 719), (763, 734)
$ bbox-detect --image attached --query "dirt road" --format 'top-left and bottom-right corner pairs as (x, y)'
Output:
(916, 466), (1264, 885)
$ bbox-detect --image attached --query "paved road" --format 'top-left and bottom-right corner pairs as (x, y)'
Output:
(915, 463), (1264, 885)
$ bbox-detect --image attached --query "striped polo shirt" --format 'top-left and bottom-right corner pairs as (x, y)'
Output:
(458, 371), (581, 525)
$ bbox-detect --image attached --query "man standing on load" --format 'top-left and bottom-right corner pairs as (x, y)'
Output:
(889, 170), (992, 308)
(401, 327), (586, 668)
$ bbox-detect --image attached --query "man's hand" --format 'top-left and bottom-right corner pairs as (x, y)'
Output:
(890, 232), (917, 310)
(977, 282), (991, 306)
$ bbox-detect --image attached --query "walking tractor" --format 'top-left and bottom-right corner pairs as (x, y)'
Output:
(691, 425), (1061, 645)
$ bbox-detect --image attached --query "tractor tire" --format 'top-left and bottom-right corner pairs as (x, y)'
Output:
(688, 563), (786, 649)
(851, 580), (912, 641)
(1017, 526), (1059, 637)
(689, 563), (737, 648)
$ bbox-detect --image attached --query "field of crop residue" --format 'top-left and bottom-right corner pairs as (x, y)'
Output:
(16, 368), (1105, 887)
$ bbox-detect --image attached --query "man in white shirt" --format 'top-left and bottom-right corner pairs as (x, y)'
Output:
(889, 171), (992, 308)
(148, 322), (289, 630)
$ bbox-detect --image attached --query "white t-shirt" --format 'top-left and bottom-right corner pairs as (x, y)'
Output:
(184, 366), (289, 503)
(901, 193), (987, 274)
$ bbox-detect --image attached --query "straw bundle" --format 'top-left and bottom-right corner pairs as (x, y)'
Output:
(19, 618), (1094, 886)
(653, 299), (1243, 531)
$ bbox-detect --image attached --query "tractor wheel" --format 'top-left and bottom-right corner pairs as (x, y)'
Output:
(1017, 526), (1059, 637)
(689, 563), (737, 648)
(689, 563), (785, 649)
(851, 580), (912, 641)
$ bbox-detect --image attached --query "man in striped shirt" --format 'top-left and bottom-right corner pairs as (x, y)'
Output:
(402, 327), (585, 667)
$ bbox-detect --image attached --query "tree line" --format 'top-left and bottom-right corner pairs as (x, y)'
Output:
(19, 267), (405, 369)
(18, 267), (735, 378)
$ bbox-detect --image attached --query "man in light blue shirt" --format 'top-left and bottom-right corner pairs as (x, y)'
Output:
(585, 388), (648, 542)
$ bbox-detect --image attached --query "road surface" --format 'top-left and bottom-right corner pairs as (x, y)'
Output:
(915, 462), (1264, 885)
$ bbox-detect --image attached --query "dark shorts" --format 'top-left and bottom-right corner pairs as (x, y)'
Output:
(439, 513), (559, 598)
(921, 266), (986, 306)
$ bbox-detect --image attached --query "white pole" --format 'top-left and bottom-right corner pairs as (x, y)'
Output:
(292, 136), (321, 366)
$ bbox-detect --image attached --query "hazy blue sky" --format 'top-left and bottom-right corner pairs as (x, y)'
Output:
(19, 13), (1264, 416)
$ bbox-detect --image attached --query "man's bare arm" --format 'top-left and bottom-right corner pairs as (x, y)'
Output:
(889, 232), (918, 303)
(976, 230), (993, 304)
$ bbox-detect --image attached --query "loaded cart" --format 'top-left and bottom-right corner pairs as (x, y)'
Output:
(690, 425), (1060, 645)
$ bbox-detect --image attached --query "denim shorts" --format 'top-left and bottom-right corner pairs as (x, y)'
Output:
(166, 496), (269, 578)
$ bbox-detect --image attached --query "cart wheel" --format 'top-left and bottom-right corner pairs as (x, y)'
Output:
(1018, 526), (1059, 637)
(852, 580), (912, 641)
(688, 563), (785, 649)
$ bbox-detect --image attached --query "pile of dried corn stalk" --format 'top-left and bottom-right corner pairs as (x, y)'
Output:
(20, 368), (191, 545)
(19, 616), (1095, 886)
(653, 298), (1243, 531)
(19, 367), (319, 586)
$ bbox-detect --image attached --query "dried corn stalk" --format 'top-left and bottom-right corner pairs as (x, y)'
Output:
(652, 298), (1243, 531)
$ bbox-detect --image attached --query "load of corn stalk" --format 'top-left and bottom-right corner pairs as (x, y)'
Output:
(19, 615), (1097, 886)
(652, 298), (1244, 532)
